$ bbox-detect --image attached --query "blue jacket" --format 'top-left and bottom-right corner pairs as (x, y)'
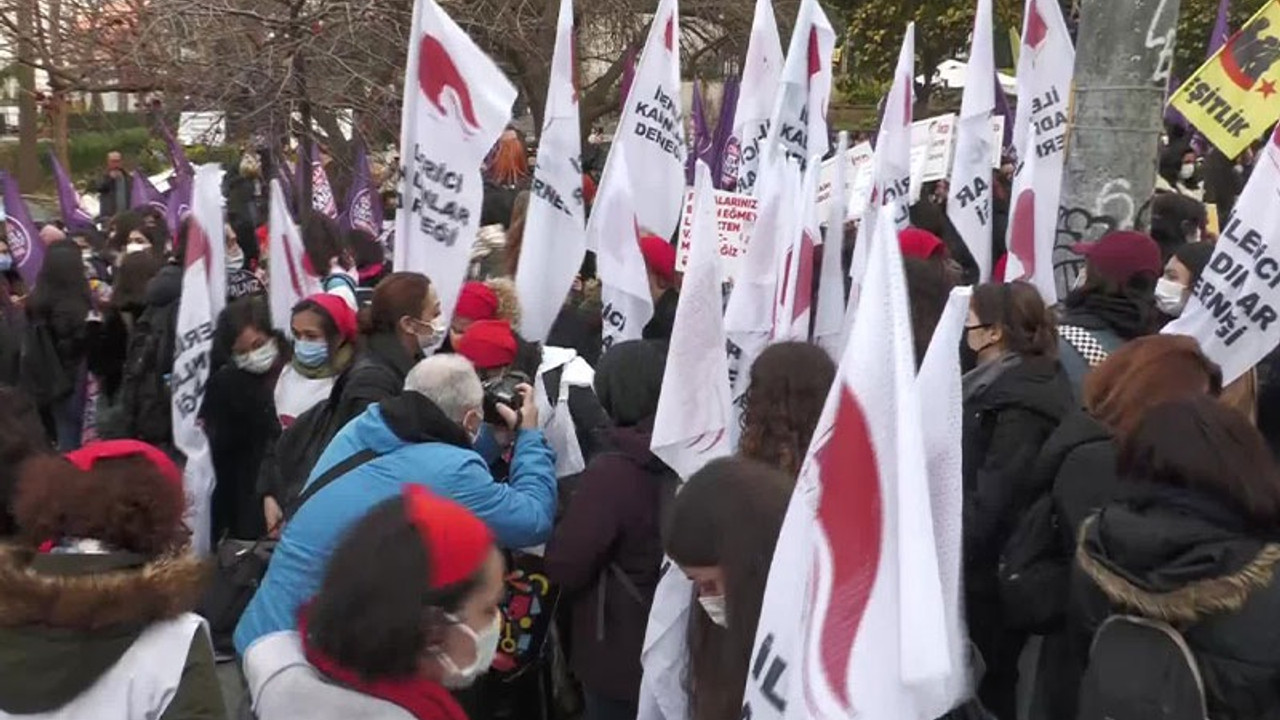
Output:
(234, 392), (557, 654)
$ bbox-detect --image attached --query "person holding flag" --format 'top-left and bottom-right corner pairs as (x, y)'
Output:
(93, 151), (133, 223)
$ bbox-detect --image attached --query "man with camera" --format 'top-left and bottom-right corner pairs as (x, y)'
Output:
(234, 352), (557, 655)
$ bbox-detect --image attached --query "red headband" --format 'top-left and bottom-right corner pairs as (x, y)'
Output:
(65, 440), (183, 489)
(402, 485), (493, 590)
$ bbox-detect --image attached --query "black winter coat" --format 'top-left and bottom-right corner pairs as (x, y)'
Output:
(962, 355), (1074, 598)
(1069, 486), (1280, 720)
(329, 332), (419, 433)
(544, 425), (672, 703)
(199, 363), (282, 542)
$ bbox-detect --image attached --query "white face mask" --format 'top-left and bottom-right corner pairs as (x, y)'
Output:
(699, 594), (728, 628)
(438, 612), (502, 688)
(234, 340), (279, 375)
(1179, 163), (1196, 181)
(125, 241), (151, 256)
(1155, 277), (1189, 316)
(226, 250), (245, 272)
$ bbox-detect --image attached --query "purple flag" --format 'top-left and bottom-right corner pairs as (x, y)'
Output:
(685, 80), (714, 185)
(157, 120), (193, 178)
(993, 72), (1015, 154)
(295, 143), (338, 220)
(711, 76), (740, 190)
(131, 171), (168, 216)
(49, 152), (95, 233)
(1164, 73), (1190, 131)
(1, 171), (46, 287)
(165, 171), (192, 238)
(344, 140), (383, 237)
(277, 160), (297, 214)
(620, 47), (638, 114)
(1209, 0), (1231, 57)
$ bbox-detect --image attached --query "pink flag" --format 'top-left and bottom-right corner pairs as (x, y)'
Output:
(948, 0), (996, 281)
(765, 0), (835, 169)
(730, 0), (784, 195)
(171, 164), (226, 554)
(0, 172), (44, 287)
(268, 179), (321, 336)
(743, 204), (951, 720)
(586, 0), (684, 250)
(395, 0), (517, 324)
(516, 0), (586, 343)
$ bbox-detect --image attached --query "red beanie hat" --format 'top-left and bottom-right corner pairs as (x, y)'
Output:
(639, 234), (677, 283)
(65, 440), (182, 489)
(898, 228), (946, 260)
(303, 293), (358, 343)
(1071, 231), (1162, 285)
(455, 281), (501, 322)
(402, 484), (493, 589)
(455, 319), (518, 370)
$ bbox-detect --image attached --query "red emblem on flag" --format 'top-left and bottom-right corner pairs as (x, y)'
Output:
(419, 33), (482, 135)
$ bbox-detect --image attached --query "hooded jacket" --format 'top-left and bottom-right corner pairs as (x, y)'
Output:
(1069, 486), (1280, 720)
(234, 391), (557, 655)
(544, 425), (673, 703)
(0, 546), (224, 719)
(1057, 294), (1154, 399)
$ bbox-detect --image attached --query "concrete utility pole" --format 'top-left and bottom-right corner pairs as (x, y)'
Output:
(1053, 0), (1181, 295)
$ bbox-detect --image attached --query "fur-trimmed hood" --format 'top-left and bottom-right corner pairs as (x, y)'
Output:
(1077, 491), (1280, 626)
(0, 544), (207, 630)
(0, 544), (209, 714)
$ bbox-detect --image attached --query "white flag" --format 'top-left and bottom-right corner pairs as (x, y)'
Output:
(725, 153), (801, 444)
(814, 132), (850, 359)
(587, 0), (685, 249)
(395, 0), (517, 323)
(637, 561), (693, 720)
(651, 161), (734, 478)
(915, 286), (974, 713)
(516, 0), (586, 343)
(596, 146), (655, 352)
(1003, 132), (1059, 303)
(172, 164), (225, 556)
(848, 24), (915, 307)
(947, 0), (996, 282)
(268, 180), (321, 336)
(774, 154), (820, 342)
(1164, 127), (1280, 386)
(743, 203), (949, 720)
(1006, 0), (1074, 300)
(730, 0), (784, 196)
(1010, 0), (1075, 168)
(765, 0), (836, 169)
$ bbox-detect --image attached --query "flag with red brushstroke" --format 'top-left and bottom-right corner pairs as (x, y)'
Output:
(730, 0), (783, 196)
(268, 179), (321, 336)
(764, 0), (835, 169)
(743, 203), (952, 720)
(395, 0), (516, 325)
(1003, 123), (1059, 304)
(171, 164), (226, 555)
(774, 152), (820, 341)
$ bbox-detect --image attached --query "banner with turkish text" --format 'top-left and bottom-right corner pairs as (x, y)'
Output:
(764, 0), (835, 169)
(948, 0), (997, 281)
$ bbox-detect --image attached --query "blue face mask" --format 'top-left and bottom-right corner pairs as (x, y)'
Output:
(293, 339), (330, 368)
(0, 254), (11, 272)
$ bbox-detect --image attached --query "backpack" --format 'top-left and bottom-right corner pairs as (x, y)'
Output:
(120, 301), (178, 442)
(1076, 615), (1208, 720)
(998, 493), (1070, 633)
(270, 381), (350, 509)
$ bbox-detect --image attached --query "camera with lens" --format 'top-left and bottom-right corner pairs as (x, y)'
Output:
(482, 371), (532, 426)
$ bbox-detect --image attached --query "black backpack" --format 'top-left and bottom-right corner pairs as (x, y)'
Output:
(268, 382), (350, 509)
(120, 301), (178, 443)
(1076, 615), (1208, 720)
(998, 493), (1070, 633)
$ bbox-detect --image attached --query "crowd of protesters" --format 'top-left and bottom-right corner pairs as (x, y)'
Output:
(0, 115), (1278, 720)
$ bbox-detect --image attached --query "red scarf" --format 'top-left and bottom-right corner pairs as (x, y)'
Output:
(298, 611), (468, 720)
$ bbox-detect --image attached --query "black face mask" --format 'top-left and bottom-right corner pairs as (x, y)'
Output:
(959, 335), (980, 374)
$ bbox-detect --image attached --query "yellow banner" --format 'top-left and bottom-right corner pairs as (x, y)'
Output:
(1170, 0), (1280, 159)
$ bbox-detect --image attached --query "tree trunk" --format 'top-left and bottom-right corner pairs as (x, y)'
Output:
(15, 0), (40, 189)
(1054, 0), (1181, 295)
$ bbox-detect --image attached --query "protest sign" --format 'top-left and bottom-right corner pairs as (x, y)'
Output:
(1164, 127), (1280, 385)
(178, 111), (226, 146)
(910, 113), (957, 199)
(675, 189), (759, 280)
(1169, 0), (1280, 159)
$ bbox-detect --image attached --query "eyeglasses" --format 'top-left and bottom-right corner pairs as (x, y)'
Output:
(964, 324), (991, 332)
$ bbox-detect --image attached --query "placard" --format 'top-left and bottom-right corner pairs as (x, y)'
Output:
(676, 189), (759, 281)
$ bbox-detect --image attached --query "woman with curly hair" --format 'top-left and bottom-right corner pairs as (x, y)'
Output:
(739, 342), (837, 478)
(0, 439), (225, 719)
